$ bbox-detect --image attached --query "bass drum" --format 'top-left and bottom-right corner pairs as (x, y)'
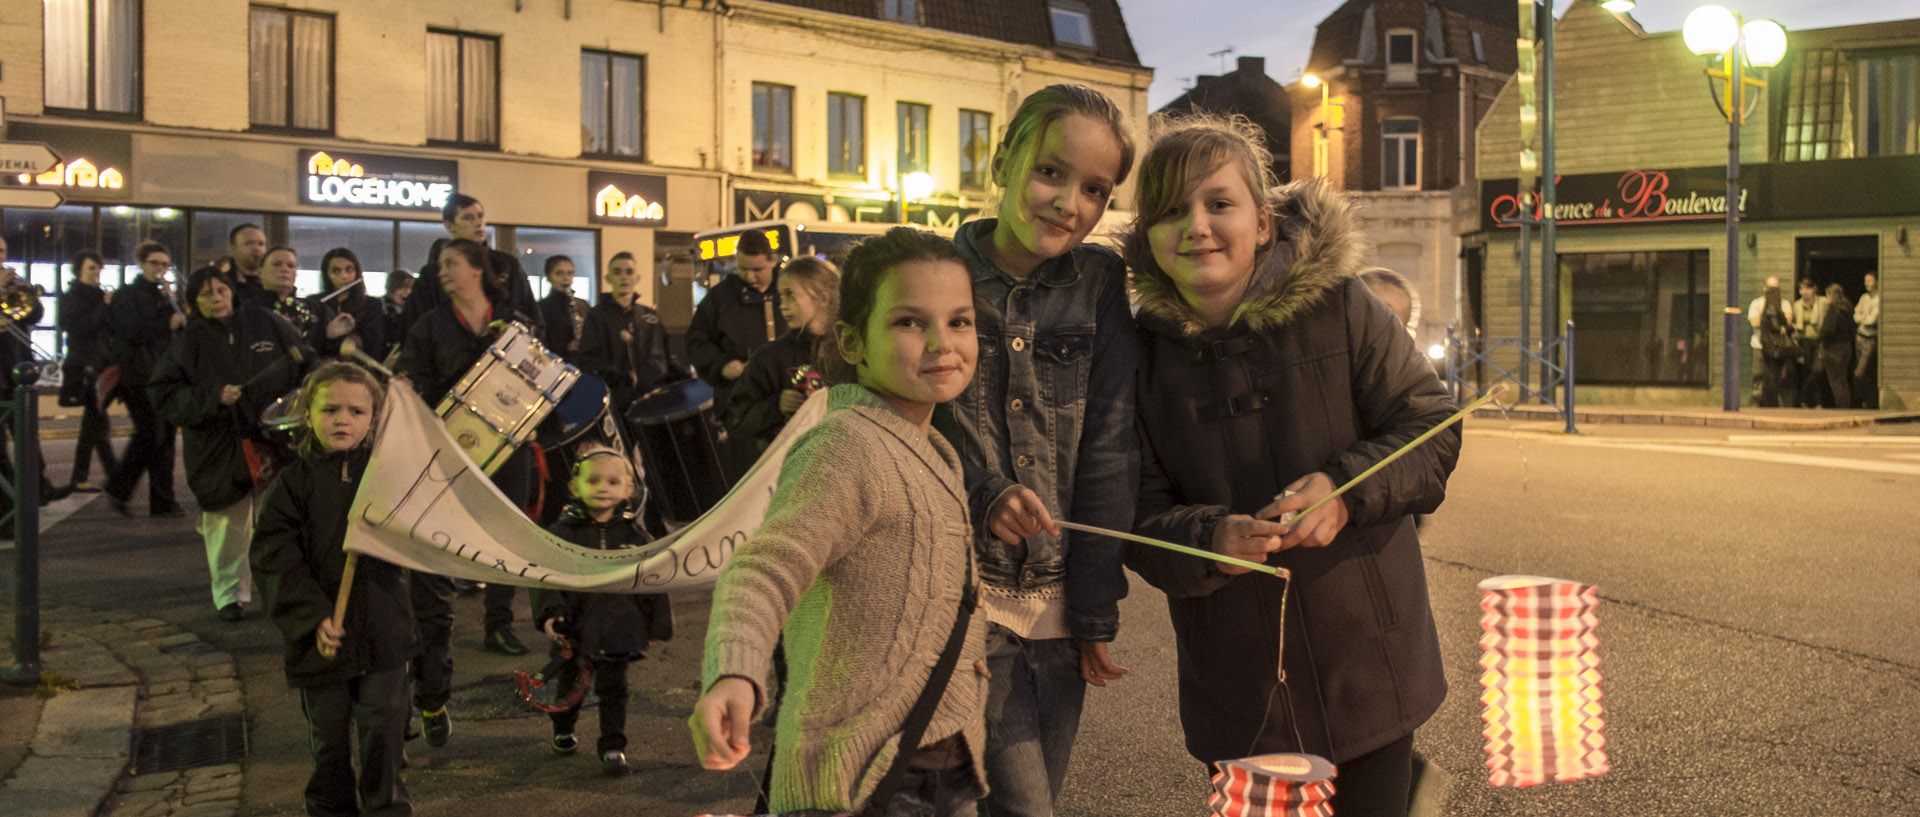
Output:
(538, 372), (611, 449)
(624, 379), (731, 526)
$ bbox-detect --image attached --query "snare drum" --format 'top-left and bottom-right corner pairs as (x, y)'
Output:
(625, 379), (731, 524)
(435, 321), (581, 474)
(260, 387), (305, 447)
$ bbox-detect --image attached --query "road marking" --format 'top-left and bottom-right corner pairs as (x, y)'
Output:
(1723, 434), (1920, 446)
(0, 492), (96, 552)
(1467, 430), (1920, 476)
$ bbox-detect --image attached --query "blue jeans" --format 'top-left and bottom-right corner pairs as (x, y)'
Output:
(978, 626), (1086, 817)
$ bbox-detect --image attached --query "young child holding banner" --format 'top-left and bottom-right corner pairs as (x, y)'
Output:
(251, 361), (415, 817)
(692, 227), (987, 816)
(1122, 113), (1460, 816)
(532, 447), (673, 776)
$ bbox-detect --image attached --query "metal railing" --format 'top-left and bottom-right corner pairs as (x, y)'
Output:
(1445, 321), (1578, 434)
(3, 362), (44, 684)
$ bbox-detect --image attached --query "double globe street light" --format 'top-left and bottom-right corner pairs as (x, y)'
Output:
(1682, 5), (1786, 411)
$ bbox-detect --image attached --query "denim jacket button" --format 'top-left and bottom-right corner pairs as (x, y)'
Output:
(1009, 398), (1024, 412)
(1010, 337), (1026, 352)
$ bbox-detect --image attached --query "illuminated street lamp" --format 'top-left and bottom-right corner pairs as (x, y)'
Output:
(1683, 6), (1786, 411)
(1599, 0), (1636, 13)
(1299, 73), (1342, 178)
(898, 170), (935, 224)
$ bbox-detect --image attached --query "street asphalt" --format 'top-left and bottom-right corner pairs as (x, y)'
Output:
(3, 413), (1918, 816)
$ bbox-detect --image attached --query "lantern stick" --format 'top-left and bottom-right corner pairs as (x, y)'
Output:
(1287, 385), (1508, 524)
(1057, 521), (1290, 579)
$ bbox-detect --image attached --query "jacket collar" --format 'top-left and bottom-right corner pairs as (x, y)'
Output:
(1133, 178), (1368, 340)
(828, 383), (968, 509)
(956, 218), (1081, 288)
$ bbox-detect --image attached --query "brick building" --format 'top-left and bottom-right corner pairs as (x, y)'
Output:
(1156, 55), (1292, 183)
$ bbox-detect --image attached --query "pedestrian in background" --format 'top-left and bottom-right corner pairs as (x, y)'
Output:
(723, 256), (838, 455)
(1754, 282), (1799, 408)
(1853, 272), (1879, 408)
(58, 249), (118, 493)
(1794, 278), (1827, 408)
(1819, 283), (1855, 411)
(1123, 114), (1458, 817)
(104, 241), (185, 518)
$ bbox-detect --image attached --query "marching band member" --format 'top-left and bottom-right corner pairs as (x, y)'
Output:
(319, 247), (390, 362)
(150, 268), (312, 622)
(723, 256), (838, 456)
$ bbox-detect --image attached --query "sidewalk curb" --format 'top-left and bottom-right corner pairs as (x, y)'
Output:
(1471, 406), (1920, 431)
(0, 606), (246, 817)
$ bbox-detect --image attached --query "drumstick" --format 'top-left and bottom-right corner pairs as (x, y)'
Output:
(240, 344), (306, 391)
(323, 553), (358, 661)
(339, 337), (395, 378)
(317, 280), (362, 303)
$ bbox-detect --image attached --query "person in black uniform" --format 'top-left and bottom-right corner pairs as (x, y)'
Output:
(204, 224), (270, 308)
(149, 268), (312, 621)
(576, 251), (687, 417)
(537, 255), (590, 360)
(685, 229), (785, 478)
(104, 241), (186, 517)
(722, 256), (837, 455)
(252, 361), (415, 817)
(395, 194), (542, 343)
(261, 246), (354, 352)
(0, 236), (64, 518)
(58, 250), (119, 493)
(396, 238), (541, 745)
(319, 247), (390, 362)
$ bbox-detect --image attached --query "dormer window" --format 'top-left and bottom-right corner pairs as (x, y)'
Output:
(1472, 31), (1486, 63)
(1050, 1), (1096, 50)
(881, 0), (923, 25)
(1387, 29), (1417, 84)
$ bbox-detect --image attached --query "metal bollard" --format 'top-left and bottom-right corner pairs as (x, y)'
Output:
(4, 362), (43, 685)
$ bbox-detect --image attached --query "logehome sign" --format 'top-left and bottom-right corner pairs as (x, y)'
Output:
(300, 149), (458, 212)
(1480, 166), (1759, 231)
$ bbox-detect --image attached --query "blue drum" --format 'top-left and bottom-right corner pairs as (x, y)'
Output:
(625, 379), (731, 524)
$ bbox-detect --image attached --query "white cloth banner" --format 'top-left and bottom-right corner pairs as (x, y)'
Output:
(342, 385), (827, 593)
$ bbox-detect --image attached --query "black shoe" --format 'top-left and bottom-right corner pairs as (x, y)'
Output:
(152, 505), (187, 518)
(404, 706), (422, 742)
(551, 733), (579, 756)
(108, 496), (134, 517)
(217, 603), (244, 622)
(422, 707), (451, 747)
(483, 628), (529, 656)
(41, 485), (73, 505)
(600, 750), (627, 776)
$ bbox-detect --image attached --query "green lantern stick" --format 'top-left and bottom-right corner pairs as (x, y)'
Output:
(1288, 384), (1508, 523)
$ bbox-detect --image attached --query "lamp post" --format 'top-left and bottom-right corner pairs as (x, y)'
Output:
(1683, 5), (1786, 411)
(898, 170), (934, 225)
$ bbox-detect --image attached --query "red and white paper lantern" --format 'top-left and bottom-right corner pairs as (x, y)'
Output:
(1208, 753), (1336, 817)
(1478, 574), (1608, 788)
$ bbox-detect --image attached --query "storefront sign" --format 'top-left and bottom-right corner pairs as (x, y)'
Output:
(299, 149), (457, 211)
(1481, 167), (1753, 231)
(735, 187), (980, 230)
(588, 170), (668, 226)
(5, 123), (132, 201)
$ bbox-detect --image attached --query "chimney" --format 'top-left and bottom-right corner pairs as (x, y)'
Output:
(1196, 74), (1218, 84)
(1238, 56), (1266, 76)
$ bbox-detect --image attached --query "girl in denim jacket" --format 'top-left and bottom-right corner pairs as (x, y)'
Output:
(937, 84), (1139, 817)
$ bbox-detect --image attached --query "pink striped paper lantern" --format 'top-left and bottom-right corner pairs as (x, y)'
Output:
(1478, 574), (1609, 788)
(1208, 753), (1336, 817)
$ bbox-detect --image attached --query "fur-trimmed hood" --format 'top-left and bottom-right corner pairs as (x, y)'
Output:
(1132, 178), (1371, 338)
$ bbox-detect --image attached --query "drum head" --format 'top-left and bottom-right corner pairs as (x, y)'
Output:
(540, 372), (609, 446)
(626, 379), (714, 426)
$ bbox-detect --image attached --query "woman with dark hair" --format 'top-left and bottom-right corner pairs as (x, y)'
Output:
(149, 267), (312, 622)
(395, 237), (538, 743)
(1819, 283), (1855, 411)
(319, 247), (390, 361)
(58, 249), (118, 491)
(1755, 283), (1798, 408)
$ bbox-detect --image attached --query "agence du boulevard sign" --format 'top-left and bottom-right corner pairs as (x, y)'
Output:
(1481, 167), (1754, 231)
(299, 150), (458, 212)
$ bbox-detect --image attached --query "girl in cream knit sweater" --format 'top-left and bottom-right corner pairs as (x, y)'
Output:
(693, 227), (988, 816)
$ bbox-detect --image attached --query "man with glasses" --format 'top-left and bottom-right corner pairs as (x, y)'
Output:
(104, 242), (186, 518)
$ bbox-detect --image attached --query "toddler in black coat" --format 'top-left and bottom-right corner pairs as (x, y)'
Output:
(532, 447), (674, 775)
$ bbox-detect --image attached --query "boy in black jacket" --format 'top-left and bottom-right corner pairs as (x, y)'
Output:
(532, 447), (672, 776)
(252, 362), (415, 817)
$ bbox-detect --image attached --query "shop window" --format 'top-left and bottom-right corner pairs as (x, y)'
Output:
(897, 102), (930, 174)
(1779, 48), (1850, 162)
(828, 93), (868, 179)
(1382, 118), (1420, 190)
(753, 82), (794, 173)
(426, 29), (499, 147)
(959, 109), (992, 190)
(399, 221), (450, 275)
(1387, 29), (1417, 85)
(880, 0), (923, 25)
(1855, 52), (1919, 157)
(582, 49), (645, 159)
(1566, 250), (1711, 387)
(189, 211), (269, 273)
(249, 6), (333, 133)
(516, 227), (600, 301)
(43, 0), (141, 116)
(3, 205), (193, 357)
(1049, 1), (1095, 49)
(289, 216), (399, 297)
